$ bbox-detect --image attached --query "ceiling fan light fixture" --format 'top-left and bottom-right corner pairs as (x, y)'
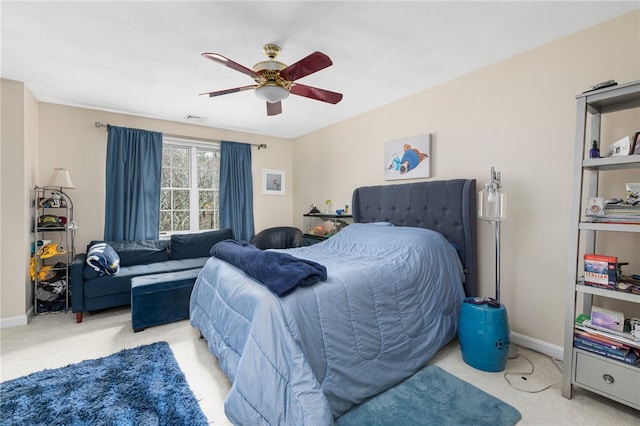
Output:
(255, 85), (289, 103)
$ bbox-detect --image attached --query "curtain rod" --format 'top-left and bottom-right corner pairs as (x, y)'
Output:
(94, 121), (267, 149)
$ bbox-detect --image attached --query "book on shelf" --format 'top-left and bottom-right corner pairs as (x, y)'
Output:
(588, 218), (640, 225)
(617, 274), (640, 294)
(584, 201), (640, 224)
(574, 336), (640, 366)
(604, 203), (640, 212)
(583, 253), (617, 289)
(574, 331), (639, 359)
(574, 329), (628, 350)
(575, 315), (640, 349)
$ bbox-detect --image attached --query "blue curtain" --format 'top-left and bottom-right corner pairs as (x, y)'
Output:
(104, 126), (163, 241)
(220, 141), (255, 241)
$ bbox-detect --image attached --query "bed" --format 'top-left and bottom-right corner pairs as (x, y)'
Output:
(189, 179), (477, 425)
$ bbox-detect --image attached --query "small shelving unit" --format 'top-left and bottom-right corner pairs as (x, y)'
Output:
(32, 186), (75, 314)
(562, 80), (640, 410)
(302, 213), (353, 245)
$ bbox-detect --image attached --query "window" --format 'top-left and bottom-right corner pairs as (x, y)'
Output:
(160, 138), (220, 234)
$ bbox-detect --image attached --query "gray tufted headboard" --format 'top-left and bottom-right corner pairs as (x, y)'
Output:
(352, 179), (477, 296)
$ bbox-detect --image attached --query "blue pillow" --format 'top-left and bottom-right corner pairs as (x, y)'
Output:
(170, 228), (234, 260)
(86, 243), (120, 276)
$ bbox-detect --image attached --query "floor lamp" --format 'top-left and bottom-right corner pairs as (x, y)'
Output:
(478, 167), (518, 358)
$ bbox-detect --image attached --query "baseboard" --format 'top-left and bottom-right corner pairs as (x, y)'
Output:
(511, 331), (563, 360)
(0, 306), (34, 329)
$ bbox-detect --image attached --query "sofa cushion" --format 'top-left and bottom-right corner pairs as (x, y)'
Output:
(86, 242), (120, 277)
(83, 257), (209, 300)
(169, 228), (234, 260)
(88, 240), (170, 266)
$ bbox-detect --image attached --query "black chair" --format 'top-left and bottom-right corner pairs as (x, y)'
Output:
(250, 226), (304, 250)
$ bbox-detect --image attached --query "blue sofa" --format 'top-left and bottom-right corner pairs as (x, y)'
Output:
(71, 228), (233, 323)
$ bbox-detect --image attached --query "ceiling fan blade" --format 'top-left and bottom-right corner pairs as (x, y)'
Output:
(281, 51), (333, 82)
(202, 52), (258, 78)
(267, 101), (282, 116)
(290, 84), (343, 104)
(199, 85), (258, 98)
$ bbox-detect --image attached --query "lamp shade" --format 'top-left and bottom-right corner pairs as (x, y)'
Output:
(478, 184), (506, 221)
(478, 167), (505, 221)
(255, 85), (289, 103)
(47, 168), (75, 189)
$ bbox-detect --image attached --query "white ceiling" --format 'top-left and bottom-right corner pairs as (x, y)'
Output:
(2, 1), (638, 139)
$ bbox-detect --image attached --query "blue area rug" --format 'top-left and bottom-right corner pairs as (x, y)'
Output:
(0, 341), (208, 426)
(336, 365), (521, 426)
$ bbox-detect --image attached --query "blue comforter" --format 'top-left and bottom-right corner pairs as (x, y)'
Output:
(190, 223), (466, 425)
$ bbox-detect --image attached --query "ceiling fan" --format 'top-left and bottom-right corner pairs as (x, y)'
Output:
(200, 44), (343, 116)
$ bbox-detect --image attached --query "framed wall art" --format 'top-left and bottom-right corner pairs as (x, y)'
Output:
(607, 135), (632, 157)
(384, 134), (431, 181)
(262, 169), (285, 195)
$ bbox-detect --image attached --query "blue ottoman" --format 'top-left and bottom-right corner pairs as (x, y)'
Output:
(131, 269), (201, 332)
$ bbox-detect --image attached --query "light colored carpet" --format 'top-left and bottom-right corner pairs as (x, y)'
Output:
(1, 308), (638, 425)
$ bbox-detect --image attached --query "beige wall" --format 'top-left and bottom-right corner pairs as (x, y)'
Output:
(1, 80), (38, 325)
(1, 11), (638, 351)
(36, 104), (294, 252)
(0, 93), (293, 327)
(292, 11), (640, 349)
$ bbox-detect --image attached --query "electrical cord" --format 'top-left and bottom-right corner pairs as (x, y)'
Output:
(503, 353), (562, 393)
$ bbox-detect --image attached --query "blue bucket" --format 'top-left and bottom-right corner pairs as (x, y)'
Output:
(458, 298), (510, 372)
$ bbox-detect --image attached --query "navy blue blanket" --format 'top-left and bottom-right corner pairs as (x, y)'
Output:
(209, 240), (327, 296)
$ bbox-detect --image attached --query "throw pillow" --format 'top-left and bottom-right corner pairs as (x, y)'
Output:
(170, 228), (234, 260)
(86, 242), (120, 276)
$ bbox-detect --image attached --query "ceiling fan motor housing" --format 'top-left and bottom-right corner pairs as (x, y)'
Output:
(253, 46), (291, 101)
(253, 44), (290, 91)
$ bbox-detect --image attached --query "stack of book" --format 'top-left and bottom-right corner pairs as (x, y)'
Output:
(585, 198), (640, 224)
(617, 274), (640, 294)
(574, 314), (640, 366)
(601, 203), (640, 223)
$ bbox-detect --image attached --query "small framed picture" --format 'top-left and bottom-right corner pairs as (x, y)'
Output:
(262, 169), (285, 195)
(585, 196), (605, 217)
(608, 136), (632, 157)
